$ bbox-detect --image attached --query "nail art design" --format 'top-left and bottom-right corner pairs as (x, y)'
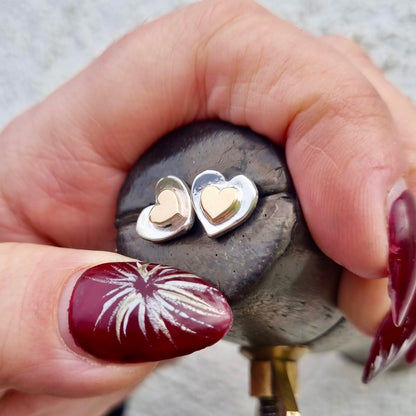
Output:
(363, 188), (416, 382)
(191, 170), (258, 238)
(68, 262), (233, 362)
(136, 176), (194, 242)
(405, 339), (416, 364)
(362, 310), (416, 383)
(388, 189), (416, 326)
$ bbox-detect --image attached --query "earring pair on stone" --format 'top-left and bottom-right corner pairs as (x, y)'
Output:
(136, 170), (258, 242)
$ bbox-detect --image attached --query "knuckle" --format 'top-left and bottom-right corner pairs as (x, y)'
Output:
(190, 0), (269, 43)
(191, 0), (278, 117)
(292, 68), (392, 158)
(201, 0), (266, 16)
(321, 35), (375, 67)
(325, 78), (391, 136)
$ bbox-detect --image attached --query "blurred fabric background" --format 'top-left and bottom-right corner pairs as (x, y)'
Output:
(1, 1), (416, 415)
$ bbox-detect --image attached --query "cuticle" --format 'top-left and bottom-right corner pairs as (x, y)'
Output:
(387, 178), (408, 213)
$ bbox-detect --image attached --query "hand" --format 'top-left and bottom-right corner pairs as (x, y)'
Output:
(1, 0), (415, 414)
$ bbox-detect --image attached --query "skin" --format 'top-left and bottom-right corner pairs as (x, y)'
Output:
(0, 1), (415, 415)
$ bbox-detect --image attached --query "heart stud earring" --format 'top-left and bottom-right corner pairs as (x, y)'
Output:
(136, 176), (195, 242)
(191, 170), (258, 238)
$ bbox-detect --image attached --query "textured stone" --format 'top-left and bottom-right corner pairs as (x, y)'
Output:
(116, 121), (344, 348)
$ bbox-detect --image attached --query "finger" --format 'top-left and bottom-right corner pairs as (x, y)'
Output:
(0, 243), (231, 396)
(320, 35), (416, 187)
(0, 0), (404, 283)
(0, 388), (130, 416)
(320, 36), (416, 334)
(0, 244), (154, 396)
(338, 269), (390, 337)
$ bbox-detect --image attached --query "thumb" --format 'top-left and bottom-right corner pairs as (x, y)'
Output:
(0, 243), (232, 397)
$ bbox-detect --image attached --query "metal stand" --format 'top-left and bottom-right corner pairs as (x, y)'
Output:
(241, 346), (308, 416)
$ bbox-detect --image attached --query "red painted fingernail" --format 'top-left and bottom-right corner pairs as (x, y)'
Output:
(68, 262), (233, 363)
(363, 185), (416, 382)
(362, 309), (416, 383)
(405, 340), (416, 364)
(388, 185), (416, 326)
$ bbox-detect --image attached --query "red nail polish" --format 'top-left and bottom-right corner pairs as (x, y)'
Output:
(405, 340), (416, 364)
(388, 189), (416, 326)
(68, 262), (233, 362)
(362, 310), (416, 383)
(364, 187), (416, 382)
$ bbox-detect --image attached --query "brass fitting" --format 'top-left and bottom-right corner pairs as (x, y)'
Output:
(241, 346), (309, 416)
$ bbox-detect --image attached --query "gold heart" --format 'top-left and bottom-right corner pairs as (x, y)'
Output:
(200, 185), (239, 224)
(149, 189), (181, 226)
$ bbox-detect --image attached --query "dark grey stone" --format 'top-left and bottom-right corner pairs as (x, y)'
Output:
(116, 121), (356, 349)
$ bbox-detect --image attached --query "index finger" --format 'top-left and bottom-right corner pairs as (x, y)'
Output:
(0, 0), (404, 279)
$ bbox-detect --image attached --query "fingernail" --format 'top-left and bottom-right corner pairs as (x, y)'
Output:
(362, 310), (416, 383)
(387, 179), (416, 326)
(68, 261), (233, 363)
(363, 183), (416, 382)
(405, 340), (416, 363)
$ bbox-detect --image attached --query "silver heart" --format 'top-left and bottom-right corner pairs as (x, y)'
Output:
(136, 176), (194, 242)
(191, 170), (258, 238)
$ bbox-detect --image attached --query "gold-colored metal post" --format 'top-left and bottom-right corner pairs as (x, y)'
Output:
(241, 346), (308, 416)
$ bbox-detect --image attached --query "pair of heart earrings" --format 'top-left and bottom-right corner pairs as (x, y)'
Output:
(136, 170), (258, 242)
